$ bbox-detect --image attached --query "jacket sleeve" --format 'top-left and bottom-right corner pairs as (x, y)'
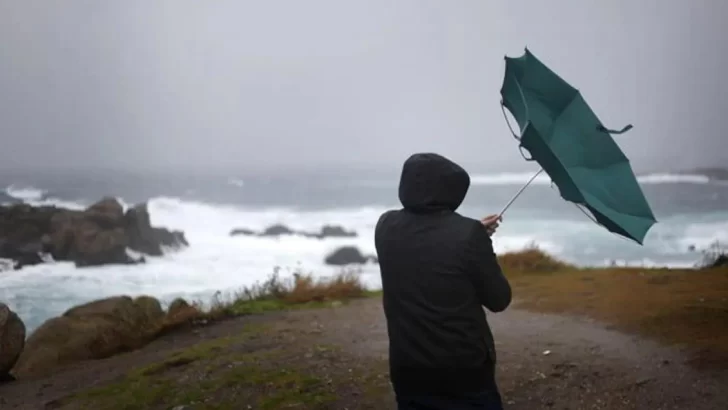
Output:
(374, 210), (394, 251)
(465, 222), (512, 312)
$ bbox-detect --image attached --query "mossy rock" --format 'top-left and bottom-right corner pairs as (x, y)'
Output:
(12, 295), (165, 378)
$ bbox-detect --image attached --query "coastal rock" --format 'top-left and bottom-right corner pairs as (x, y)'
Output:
(0, 303), (26, 382)
(165, 298), (200, 326)
(230, 224), (358, 239)
(85, 197), (125, 228)
(0, 204), (58, 269)
(317, 225), (357, 239)
(167, 298), (192, 317)
(0, 198), (188, 270)
(261, 224), (295, 237)
(324, 246), (378, 266)
(12, 295), (166, 378)
(125, 203), (188, 256)
(229, 228), (256, 236)
(0, 240), (44, 269)
(49, 199), (134, 267)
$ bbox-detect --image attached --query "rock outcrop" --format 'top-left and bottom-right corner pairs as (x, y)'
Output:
(0, 198), (188, 269)
(324, 246), (378, 266)
(0, 303), (25, 383)
(230, 224), (357, 239)
(11, 295), (166, 379)
(125, 203), (189, 256)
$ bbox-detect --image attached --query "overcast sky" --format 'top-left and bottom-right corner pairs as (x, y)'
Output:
(1, 0), (726, 176)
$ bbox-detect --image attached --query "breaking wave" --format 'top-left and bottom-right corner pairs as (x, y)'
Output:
(469, 171), (717, 186)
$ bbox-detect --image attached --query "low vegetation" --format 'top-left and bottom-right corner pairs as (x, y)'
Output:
(695, 240), (728, 268)
(60, 326), (371, 409)
(497, 242), (574, 273)
(498, 245), (728, 370)
(166, 266), (370, 329)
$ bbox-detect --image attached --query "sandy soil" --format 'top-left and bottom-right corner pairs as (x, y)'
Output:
(1, 298), (727, 410)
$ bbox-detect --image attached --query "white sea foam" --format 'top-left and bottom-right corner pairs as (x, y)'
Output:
(470, 172), (553, 186)
(4, 184), (84, 209)
(5, 185), (46, 201)
(637, 173), (711, 184)
(468, 171), (717, 186)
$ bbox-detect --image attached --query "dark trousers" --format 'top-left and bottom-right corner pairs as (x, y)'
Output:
(396, 390), (504, 410)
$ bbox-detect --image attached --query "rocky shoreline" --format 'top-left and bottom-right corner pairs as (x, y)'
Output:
(0, 295), (199, 383)
(0, 197), (188, 271)
(230, 223), (378, 266)
(230, 223), (357, 239)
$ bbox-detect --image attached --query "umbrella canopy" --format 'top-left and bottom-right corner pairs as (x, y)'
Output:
(499, 48), (657, 244)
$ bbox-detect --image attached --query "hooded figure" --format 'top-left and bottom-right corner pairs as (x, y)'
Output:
(375, 153), (512, 410)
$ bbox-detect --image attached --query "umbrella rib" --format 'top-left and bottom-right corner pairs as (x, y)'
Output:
(550, 185), (641, 244)
(568, 164), (656, 220)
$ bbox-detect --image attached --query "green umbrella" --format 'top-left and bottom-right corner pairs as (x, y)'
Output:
(498, 48), (657, 245)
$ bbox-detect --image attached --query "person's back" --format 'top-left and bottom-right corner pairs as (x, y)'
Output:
(374, 153), (512, 410)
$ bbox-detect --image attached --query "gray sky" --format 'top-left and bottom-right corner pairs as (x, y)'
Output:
(1, 0), (726, 175)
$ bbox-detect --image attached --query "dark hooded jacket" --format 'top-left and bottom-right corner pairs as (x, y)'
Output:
(374, 153), (512, 396)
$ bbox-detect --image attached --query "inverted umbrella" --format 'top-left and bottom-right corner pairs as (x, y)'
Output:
(498, 48), (657, 244)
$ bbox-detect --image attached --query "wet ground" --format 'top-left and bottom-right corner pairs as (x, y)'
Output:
(1, 298), (727, 409)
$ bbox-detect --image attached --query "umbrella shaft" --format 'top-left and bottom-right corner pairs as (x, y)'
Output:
(499, 168), (544, 217)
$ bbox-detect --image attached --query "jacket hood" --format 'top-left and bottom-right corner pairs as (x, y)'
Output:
(398, 153), (470, 213)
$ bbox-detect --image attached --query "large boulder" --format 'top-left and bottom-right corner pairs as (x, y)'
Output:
(49, 199), (134, 267)
(70, 225), (132, 268)
(229, 228), (256, 237)
(0, 239), (44, 269)
(324, 246), (378, 266)
(164, 298), (201, 328)
(260, 224), (295, 237)
(12, 295), (166, 379)
(0, 198), (188, 270)
(124, 203), (188, 256)
(84, 197), (125, 229)
(0, 303), (25, 382)
(317, 224), (357, 239)
(0, 204), (58, 269)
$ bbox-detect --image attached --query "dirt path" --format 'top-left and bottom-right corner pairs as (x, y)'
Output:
(2, 298), (727, 409)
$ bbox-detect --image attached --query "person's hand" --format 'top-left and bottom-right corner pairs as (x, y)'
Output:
(481, 214), (502, 237)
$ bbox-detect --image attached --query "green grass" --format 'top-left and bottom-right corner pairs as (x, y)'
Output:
(66, 326), (340, 410)
(73, 359), (334, 410)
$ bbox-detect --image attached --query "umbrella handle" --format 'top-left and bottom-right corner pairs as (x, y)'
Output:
(498, 168), (544, 217)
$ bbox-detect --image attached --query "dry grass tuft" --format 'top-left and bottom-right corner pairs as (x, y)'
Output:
(157, 267), (369, 331)
(498, 244), (574, 273)
(285, 269), (366, 304)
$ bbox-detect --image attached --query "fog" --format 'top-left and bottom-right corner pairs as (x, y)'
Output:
(1, 0), (726, 176)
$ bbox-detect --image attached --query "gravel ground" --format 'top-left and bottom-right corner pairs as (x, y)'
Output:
(1, 298), (727, 409)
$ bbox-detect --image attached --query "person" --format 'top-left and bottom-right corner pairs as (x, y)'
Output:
(374, 152), (512, 410)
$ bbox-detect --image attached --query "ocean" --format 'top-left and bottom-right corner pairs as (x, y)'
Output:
(1, 168), (727, 333)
